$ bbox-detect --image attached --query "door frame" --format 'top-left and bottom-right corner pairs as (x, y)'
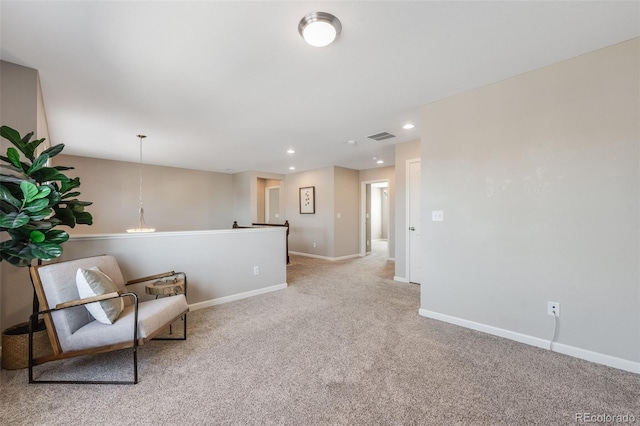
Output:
(406, 158), (421, 283)
(265, 185), (280, 223)
(360, 179), (390, 258)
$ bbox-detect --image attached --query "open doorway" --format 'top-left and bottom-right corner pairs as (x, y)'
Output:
(361, 180), (390, 258)
(257, 178), (284, 224)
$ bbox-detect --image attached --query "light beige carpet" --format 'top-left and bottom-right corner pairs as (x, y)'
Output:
(1, 251), (638, 425)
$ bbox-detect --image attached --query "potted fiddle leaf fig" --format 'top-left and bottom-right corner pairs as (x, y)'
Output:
(0, 124), (93, 369)
(0, 125), (93, 266)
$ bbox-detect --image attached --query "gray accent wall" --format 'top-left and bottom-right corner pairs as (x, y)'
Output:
(420, 39), (639, 363)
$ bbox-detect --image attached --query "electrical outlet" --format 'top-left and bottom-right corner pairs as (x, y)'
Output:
(547, 301), (560, 317)
(253, 266), (259, 275)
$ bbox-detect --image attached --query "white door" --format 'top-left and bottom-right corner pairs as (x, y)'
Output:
(408, 160), (421, 283)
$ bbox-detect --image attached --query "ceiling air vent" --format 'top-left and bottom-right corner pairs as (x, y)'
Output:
(367, 131), (396, 141)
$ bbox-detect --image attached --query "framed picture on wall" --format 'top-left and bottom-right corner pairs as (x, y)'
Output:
(299, 186), (315, 214)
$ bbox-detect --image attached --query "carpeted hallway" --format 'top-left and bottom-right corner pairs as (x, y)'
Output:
(1, 252), (638, 425)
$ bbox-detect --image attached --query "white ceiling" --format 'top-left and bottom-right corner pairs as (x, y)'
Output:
(1, 1), (638, 174)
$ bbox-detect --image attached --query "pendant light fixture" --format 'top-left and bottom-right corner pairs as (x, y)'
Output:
(126, 134), (155, 233)
(298, 12), (342, 47)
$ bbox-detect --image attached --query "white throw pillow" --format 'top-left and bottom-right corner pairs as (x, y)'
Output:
(76, 267), (124, 324)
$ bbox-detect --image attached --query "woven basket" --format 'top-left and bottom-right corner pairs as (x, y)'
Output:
(2, 320), (53, 370)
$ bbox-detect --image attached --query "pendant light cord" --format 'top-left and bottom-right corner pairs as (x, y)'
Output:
(138, 135), (144, 213)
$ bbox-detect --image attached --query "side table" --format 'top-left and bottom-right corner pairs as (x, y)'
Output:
(144, 273), (187, 336)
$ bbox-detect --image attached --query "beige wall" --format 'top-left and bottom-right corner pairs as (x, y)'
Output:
(53, 155), (235, 234)
(285, 166), (335, 257)
(0, 61), (38, 138)
(394, 140), (421, 279)
(420, 39), (639, 366)
(0, 61), (41, 332)
(334, 167), (360, 258)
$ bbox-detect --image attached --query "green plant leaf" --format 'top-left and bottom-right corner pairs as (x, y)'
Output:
(30, 167), (69, 184)
(61, 191), (81, 199)
(7, 130), (34, 161)
(45, 229), (69, 244)
(0, 174), (26, 185)
(30, 242), (63, 261)
(20, 181), (38, 204)
(0, 126), (21, 145)
(6, 227), (30, 241)
(22, 220), (55, 231)
(29, 230), (45, 243)
(0, 185), (20, 208)
(41, 143), (65, 159)
(27, 153), (49, 175)
(25, 138), (46, 161)
(65, 200), (92, 212)
(26, 207), (53, 221)
(73, 211), (93, 225)
(23, 198), (50, 213)
(0, 211), (30, 229)
(60, 177), (80, 193)
(0, 246), (34, 266)
(52, 206), (76, 227)
(33, 185), (52, 200)
(6, 147), (22, 169)
(0, 162), (24, 174)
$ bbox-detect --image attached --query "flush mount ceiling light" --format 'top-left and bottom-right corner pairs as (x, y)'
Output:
(298, 12), (342, 47)
(403, 123), (415, 130)
(126, 134), (155, 233)
(287, 149), (295, 154)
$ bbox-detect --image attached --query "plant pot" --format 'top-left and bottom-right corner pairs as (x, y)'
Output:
(1, 319), (53, 370)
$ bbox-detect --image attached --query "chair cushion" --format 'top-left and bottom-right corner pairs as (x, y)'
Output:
(76, 267), (124, 324)
(57, 294), (189, 352)
(38, 255), (127, 340)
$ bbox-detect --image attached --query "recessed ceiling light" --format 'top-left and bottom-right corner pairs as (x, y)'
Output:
(298, 12), (342, 47)
(347, 140), (356, 145)
(402, 123), (415, 130)
(289, 166), (296, 170)
(287, 149), (295, 154)
(376, 160), (384, 164)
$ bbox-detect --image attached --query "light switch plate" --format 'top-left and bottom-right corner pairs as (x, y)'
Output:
(432, 210), (444, 221)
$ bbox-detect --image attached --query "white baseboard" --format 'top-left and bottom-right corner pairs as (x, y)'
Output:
(394, 276), (410, 283)
(419, 309), (640, 375)
(289, 251), (360, 262)
(189, 283), (288, 311)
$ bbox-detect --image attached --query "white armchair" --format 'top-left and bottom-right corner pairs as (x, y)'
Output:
(29, 254), (189, 384)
